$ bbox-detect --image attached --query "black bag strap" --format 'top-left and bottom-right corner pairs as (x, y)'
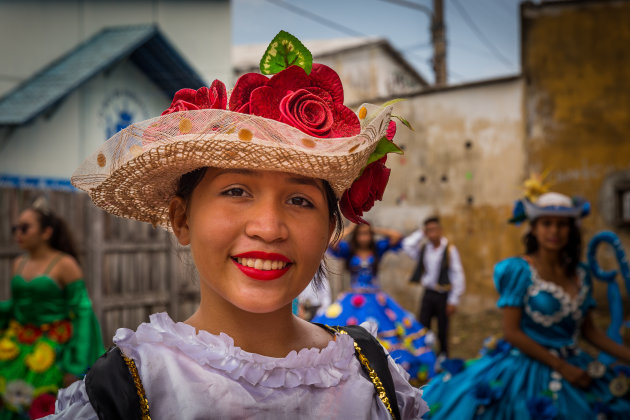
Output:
(334, 325), (401, 420)
(85, 346), (147, 420)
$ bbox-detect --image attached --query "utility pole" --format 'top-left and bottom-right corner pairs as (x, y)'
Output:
(432, 0), (447, 86)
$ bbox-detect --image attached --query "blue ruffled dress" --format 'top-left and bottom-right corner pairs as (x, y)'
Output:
(312, 238), (436, 382)
(422, 257), (630, 420)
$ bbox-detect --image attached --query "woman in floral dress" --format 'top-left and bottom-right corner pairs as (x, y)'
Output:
(1, 205), (104, 419)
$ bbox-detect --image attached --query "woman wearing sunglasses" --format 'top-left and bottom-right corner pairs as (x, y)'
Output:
(1, 203), (104, 419)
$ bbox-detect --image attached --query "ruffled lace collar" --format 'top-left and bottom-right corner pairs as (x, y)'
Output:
(114, 312), (359, 389)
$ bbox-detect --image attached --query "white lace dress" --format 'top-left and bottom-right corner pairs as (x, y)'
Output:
(47, 313), (428, 419)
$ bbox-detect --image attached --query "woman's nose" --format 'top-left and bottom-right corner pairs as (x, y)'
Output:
(244, 197), (289, 243)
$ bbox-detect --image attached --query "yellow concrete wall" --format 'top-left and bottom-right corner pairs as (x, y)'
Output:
(522, 0), (630, 300)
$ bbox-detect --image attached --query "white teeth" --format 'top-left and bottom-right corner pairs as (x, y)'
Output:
(236, 257), (288, 271)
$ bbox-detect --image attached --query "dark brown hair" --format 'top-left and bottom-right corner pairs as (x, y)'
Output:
(30, 207), (79, 261)
(346, 224), (380, 275)
(423, 215), (440, 226)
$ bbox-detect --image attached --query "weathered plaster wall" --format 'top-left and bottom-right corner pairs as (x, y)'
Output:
(339, 78), (526, 314)
(522, 0), (630, 283)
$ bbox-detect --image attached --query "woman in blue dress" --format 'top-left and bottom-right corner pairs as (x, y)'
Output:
(422, 191), (630, 419)
(313, 223), (436, 384)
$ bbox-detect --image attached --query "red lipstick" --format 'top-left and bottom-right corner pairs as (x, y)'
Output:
(232, 251), (292, 281)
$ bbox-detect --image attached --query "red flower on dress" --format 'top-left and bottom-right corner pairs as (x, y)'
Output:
(28, 393), (57, 419)
(47, 320), (72, 344)
(350, 294), (367, 308)
(229, 64), (360, 138)
(17, 325), (42, 345)
(162, 81), (228, 115)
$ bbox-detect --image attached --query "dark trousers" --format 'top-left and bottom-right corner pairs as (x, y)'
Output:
(419, 289), (449, 356)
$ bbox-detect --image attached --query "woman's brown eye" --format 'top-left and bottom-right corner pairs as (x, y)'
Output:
(222, 188), (246, 197)
(289, 197), (313, 208)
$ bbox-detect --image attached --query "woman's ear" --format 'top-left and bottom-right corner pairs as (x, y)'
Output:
(42, 226), (53, 242)
(169, 197), (190, 245)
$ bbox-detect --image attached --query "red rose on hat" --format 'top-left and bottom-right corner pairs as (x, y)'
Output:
(229, 64), (360, 138)
(339, 121), (397, 224)
(340, 159), (391, 224)
(162, 80), (227, 115)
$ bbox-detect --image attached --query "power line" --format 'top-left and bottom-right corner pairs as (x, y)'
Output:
(451, 0), (513, 69)
(401, 49), (432, 62)
(375, 0), (432, 19)
(400, 41), (433, 51)
(263, 0), (367, 38)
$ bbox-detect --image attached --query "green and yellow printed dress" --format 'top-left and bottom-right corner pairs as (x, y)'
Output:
(0, 268), (104, 419)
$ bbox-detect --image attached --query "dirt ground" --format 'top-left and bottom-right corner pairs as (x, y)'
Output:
(445, 305), (630, 360)
(448, 308), (504, 359)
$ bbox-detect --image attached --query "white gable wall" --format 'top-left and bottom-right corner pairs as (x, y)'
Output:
(0, 0), (231, 97)
(0, 60), (169, 181)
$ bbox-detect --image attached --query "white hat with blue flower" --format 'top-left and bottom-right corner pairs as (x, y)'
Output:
(509, 172), (590, 224)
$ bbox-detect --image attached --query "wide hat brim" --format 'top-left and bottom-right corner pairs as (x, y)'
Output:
(522, 199), (588, 220)
(509, 196), (590, 224)
(72, 103), (392, 229)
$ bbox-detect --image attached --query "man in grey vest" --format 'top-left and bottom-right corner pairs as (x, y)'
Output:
(402, 216), (465, 357)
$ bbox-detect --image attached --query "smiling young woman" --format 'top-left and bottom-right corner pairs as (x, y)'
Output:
(49, 31), (427, 419)
(170, 168), (337, 356)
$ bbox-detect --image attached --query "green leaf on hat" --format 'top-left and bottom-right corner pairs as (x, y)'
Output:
(365, 136), (404, 166)
(393, 114), (414, 131)
(260, 30), (313, 75)
(381, 98), (406, 108)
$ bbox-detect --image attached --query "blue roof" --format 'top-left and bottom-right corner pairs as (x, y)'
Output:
(0, 25), (205, 125)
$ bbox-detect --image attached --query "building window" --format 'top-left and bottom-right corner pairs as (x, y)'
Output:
(601, 171), (630, 228)
(618, 186), (630, 225)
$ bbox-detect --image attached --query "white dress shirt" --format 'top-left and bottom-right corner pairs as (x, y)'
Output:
(401, 229), (466, 306)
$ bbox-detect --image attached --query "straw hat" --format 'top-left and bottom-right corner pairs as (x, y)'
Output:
(72, 31), (401, 228)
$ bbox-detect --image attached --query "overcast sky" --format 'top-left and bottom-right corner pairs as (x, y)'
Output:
(232, 0), (523, 85)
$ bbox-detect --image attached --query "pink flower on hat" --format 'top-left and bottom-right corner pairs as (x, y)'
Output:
(229, 64), (360, 138)
(162, 80), (227, 115)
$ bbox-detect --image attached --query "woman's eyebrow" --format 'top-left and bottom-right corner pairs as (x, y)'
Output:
(216, 168), (256, 176)
(287, 176), (326, 193)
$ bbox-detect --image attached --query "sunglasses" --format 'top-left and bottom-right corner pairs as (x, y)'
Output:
(11, 223), (31, 235)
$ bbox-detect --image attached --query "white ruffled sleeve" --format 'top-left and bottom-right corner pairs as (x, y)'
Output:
(44, 379), (98, 419)
(389, 354), (429, 418)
